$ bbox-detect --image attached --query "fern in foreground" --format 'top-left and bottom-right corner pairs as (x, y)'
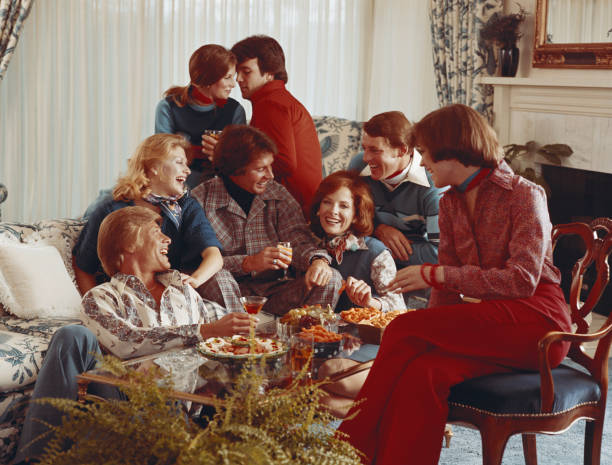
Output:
(35, 355), (362, 465)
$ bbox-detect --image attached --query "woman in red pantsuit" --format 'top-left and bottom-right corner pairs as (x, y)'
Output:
(337, 104), (573, 465)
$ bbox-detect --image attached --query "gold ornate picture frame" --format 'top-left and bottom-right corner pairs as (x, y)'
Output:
(533, 0), (612, 69)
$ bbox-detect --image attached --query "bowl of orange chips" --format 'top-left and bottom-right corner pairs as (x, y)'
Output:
(296, 324), (343, 359)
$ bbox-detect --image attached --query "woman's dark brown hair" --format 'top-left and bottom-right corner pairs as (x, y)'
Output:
(231, 35), (288, 83)
(310, 170), (375, 238)
(408, 104), (503, 168)
(213, 125), (277, 176)
(164, 44), (237, 107)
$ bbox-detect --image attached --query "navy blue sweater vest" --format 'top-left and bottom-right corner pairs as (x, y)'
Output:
(334, 236), (388, 311)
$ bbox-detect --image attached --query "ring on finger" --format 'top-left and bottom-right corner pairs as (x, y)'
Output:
(273, 258), (277, 265)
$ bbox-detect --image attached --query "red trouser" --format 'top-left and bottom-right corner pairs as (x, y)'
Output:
(337, 283), (571, 465)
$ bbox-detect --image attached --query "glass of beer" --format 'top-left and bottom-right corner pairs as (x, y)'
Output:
(277, 241), (292, 281)
(289, 333), (314, 381)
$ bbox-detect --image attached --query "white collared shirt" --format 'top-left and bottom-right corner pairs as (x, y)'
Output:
(360, 149), (431, 191)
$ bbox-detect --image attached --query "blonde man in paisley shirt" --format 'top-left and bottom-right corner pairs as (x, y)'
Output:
(81, 206), (253, 359)
(15, 207), (252, 464)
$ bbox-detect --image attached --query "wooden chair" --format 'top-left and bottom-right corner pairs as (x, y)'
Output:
(446, 217), (612, 465)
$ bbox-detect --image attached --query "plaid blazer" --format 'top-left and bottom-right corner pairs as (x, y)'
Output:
(192, 177), (331, 277)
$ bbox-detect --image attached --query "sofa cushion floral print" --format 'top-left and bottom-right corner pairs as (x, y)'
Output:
(313, 116), (363, 176)
(0, 330), (48, 392)
(0, 318), (80, 392)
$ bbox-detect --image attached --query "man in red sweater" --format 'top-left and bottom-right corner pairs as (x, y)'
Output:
(230, 35), (322, 217)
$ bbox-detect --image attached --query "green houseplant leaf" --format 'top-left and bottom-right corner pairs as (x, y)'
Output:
(503, 140), (573, 197)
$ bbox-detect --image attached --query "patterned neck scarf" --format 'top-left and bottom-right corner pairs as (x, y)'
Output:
(145, 191), (185, 229)
(324, 233), (368, 265)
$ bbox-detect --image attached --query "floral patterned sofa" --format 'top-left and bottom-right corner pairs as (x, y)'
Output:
(0, 116), (363, 462)
(0, 219), (85, 462)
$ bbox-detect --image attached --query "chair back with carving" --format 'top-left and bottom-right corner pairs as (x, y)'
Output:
(552, 218), (612, 369)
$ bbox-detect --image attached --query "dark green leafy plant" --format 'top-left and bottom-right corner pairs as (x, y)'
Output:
(35, 355), (363, 465)
(504, 140), (573, 196)
(480, 4), (527, 49)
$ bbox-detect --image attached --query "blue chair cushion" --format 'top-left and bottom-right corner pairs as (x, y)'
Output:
(448, 363), (601, 414)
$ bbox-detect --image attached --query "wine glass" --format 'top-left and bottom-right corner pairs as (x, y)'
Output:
(277, 241), (292, 281)
(240, 296), (268, 346)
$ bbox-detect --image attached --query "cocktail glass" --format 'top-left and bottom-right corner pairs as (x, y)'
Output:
(240, 295), (268, 349)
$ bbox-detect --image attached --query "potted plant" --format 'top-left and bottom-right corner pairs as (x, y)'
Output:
(504, 141), (573, 197)
(480, 4), (527, 76)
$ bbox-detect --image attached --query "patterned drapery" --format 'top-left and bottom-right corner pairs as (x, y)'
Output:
(429, 0), (501, 121)
(0, 0), (34, 81)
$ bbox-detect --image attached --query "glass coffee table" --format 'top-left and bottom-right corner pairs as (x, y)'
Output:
(76, 348), (227, 407)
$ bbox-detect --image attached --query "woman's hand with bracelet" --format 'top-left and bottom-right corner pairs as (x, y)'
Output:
(388, 264), (444, 294)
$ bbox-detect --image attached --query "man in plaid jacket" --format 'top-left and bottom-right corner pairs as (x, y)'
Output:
(192, 125), (342, 315)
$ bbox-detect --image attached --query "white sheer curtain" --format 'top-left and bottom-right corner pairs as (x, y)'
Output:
(364, 0), (438, 122)
(0, 0), (437, 223)
(0, 0), (372, 222)
(547, 0), (612, 43)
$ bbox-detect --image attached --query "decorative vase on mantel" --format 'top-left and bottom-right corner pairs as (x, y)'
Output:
(500, 46), (520, 77)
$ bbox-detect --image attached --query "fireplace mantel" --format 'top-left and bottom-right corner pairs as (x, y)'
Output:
(481, 76), (612, 175)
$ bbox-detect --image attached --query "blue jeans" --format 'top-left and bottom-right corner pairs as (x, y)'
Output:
(13, 325), (121, 463)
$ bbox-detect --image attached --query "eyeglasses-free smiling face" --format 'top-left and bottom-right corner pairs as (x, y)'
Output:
(236, 58), (273, 99)
(417, 144), (458, 188)
(208, 64), (237, 100)
(134, 221), (172, 273)
(317, 186), (356, 237)
(229, 152), (275, 194)
(361, 133), (406, 181)
(148, 146), (191, 198)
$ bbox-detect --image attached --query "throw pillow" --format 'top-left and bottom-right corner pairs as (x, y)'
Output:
(0, 243), (82, 319)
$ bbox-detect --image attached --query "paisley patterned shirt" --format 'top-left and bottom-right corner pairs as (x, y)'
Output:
(81, 270), (226, 359)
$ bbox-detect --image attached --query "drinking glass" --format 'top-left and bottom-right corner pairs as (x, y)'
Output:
(277, 241), (292, 281)
(289, 333), (314, 382)
(240, 296), (268, 347)
(203, 129), (222, 139)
